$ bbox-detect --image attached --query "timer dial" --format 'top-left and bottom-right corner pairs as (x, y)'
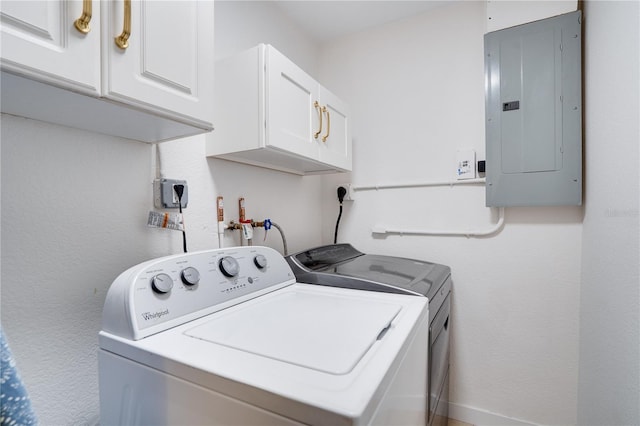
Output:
(219, 256), (240, 277)
(181, 267), (200, 286)
(151, 273), (173, 294)
(254, 254), (268, 269)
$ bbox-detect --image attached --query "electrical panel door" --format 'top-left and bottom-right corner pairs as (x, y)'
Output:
(485, 11), (582, 206)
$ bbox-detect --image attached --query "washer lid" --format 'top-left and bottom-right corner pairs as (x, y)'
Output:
(287, 244), (451, 298)
(184, 288), (401, 375)
(328, 255), (436, 294)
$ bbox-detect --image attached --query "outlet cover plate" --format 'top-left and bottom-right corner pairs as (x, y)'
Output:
(154, 178), (188, 209)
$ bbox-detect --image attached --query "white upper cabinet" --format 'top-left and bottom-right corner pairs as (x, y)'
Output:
(0, 0), (214, 143)
(317, 87), (350, 171)
(103, 1), (213, 126)
(207, 44), (352, 175)
(0, 1), (101, 94)
(266, 47), (320, 163)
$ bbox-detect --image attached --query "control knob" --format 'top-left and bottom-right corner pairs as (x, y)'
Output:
(219, 256), (240, 277)
(254, 254), (268, 269)
(181, 267), (200, 286)
(151, 273), (173, 294)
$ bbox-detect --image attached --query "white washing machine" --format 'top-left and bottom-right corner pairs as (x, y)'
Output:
(99, 246), (429, 425)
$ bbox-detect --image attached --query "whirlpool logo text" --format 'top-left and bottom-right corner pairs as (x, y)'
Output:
(141, 309), (170, 321)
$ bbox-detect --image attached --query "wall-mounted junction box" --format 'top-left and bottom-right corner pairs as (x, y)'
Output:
(154, 179), (188, 209)
(484, 10), (582, 206)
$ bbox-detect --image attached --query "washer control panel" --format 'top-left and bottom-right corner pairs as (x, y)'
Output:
(101, 246), (296, 340)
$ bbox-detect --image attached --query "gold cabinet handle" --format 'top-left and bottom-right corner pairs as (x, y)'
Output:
(313, 101), (323, 139)
(74, 0), (92, 34)
(322, 106), (331, 142)
(114, 0), (131, 49)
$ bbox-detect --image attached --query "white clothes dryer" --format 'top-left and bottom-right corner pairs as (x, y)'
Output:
(98, 246), (429, 425)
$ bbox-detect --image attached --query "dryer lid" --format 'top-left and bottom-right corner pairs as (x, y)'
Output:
(184, 287), (401, 375)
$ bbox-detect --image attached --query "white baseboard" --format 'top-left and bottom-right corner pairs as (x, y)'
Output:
(448, 401), (538, 426)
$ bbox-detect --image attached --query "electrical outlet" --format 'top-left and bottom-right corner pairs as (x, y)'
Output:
(338, 183), (355, 201)
(154, 178), (188, 209)
(455, 149), (477, 180)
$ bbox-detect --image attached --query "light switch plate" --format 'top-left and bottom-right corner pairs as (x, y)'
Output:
(456, 149), (477, 180)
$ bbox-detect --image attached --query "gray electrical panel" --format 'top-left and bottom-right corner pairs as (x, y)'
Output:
(484, 10), (582, 206)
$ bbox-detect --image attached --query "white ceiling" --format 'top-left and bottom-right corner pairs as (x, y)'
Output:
(272, 1), (451, 43)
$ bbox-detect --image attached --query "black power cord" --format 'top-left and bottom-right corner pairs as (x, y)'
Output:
(334, 186), (347, 244)
(174, 184), (188, 253)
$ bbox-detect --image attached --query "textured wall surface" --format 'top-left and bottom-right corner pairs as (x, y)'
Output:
(578, 1), (640, 424)
(1, 115), (154, 425)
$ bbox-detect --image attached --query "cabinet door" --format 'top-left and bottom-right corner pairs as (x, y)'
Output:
(102, 0), (214, 128)
(266, 45), (320, 160)
(0, 0), (100, 94)
(318, 87), (351, 171)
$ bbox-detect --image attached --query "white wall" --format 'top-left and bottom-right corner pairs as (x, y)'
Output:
(0, 2), (322, 424)
(214, 1), (318, 72)
(1, 115), (154, 425)
(578, 1), (640, 424)
(319, 2), (582, 424)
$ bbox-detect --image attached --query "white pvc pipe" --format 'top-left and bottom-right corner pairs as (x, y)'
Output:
(354, 178), (486, 192)
(217, 221), (227, 248)
(371, 207), (505, 238)
(357, 177), (505, 238)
